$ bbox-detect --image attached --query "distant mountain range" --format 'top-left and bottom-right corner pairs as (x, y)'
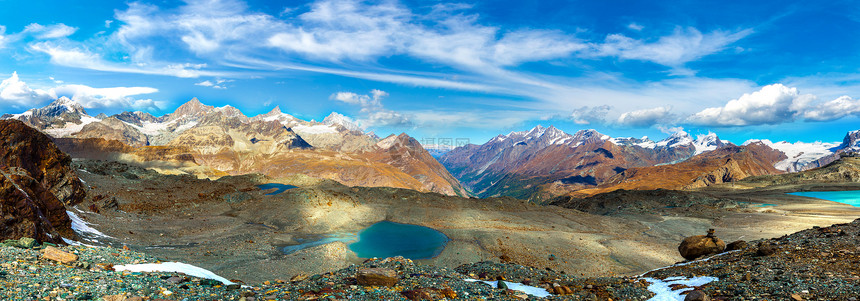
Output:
(2, 98), (467, 196)
(438, 124), (859, 201)
(6, 98), (858, 201)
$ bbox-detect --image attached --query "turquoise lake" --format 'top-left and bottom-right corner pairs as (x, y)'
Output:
(257, 183), (297, 195)
(348, 221), (449, 260)
(788, 190), (860, 207)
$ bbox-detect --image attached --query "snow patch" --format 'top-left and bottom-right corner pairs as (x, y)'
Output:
(114, 262), (235, 285)
(292, 124), (338, 135)
(464, 279), (551, 297)
(174, 121), (198, 133)
(642, 276), (718, 301)
(44, 115), (102, 137)
(66, 210), (111, 240)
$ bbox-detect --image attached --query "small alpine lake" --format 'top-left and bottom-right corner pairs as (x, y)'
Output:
(280, 221), (449, 260)
(788, 190), (860, 207)
(257, 183), (297, 195)
(348, 221), (449, 260)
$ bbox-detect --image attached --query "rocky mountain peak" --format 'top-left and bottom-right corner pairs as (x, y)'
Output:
(170, 97), (214, 120)
(841, 130), (860, 150)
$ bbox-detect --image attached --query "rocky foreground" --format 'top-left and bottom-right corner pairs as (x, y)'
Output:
(4, 219), (860, 300)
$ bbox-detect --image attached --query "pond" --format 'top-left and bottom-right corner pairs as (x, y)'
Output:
(279, 221), (449, 259)
(348, 221), (449, 260)
(257, 183), (297, 195)
(788, 190), (860, 207)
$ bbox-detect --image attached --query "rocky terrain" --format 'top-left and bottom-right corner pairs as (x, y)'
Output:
(4, 218), (860, 300)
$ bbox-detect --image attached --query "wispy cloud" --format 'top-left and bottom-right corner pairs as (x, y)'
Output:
(22, 23), (78, 39)
(194, 79), (233, 89)
(593, 27), (753, 73)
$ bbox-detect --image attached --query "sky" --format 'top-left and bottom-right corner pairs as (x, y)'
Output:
(2, 0), (860, 145)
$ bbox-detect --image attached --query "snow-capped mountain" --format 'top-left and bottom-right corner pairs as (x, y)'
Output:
(744, 139), (840, 172)
(323, 112), (362, 132)
(1, 97), (102, 138)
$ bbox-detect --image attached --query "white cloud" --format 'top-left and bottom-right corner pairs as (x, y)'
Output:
(627, 23), (644, 31)
(567, 105), (611, 125)
(802, 95), (860, 122)
(0, 26), (6, 49)
(595, 27), (752, 68)
(330, 89), (413, 128)
(0, 72), (160, 111)
(194, 79), (232, 89)
(0, 72), (55, 107)
(53, 85), (161, 110)
(29, 42), (217, 78)
(105, 20), (113, 28)
(23, 23), (78, 39)
(688, 84), (812, 126)
(617, 106), (676, 127)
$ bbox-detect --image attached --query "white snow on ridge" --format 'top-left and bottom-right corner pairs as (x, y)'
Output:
(125, 119), (177, 136)
(692, 133), (722, 155)
(292, 124), (338, 134)
(114, 262), (235, 285)
(44, 116), (102, 138)
(464, 279), (551, 297)
(746, 139), (838, 172)
(642, 276), (718, 301)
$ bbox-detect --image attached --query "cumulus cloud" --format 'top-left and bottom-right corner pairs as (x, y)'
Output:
(688, 84), (812, 126)
(802, 95), (860, 122)
(0, 72), (54, 107)
(330, 89), (413, 128)
(617, 106), (676, 127)
(0, 72), (160, 111)
(567, 105), (611, 125)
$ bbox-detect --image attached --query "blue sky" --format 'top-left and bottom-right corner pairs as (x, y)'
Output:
(1, 0), (860, 145)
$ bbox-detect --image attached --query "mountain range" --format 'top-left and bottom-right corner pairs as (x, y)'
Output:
(2, 97), (467, 196)
(439, 124), (859, 201)
(5, 98), (858, 202)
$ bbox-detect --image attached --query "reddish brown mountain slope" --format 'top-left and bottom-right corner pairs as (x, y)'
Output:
(572, 143), (786, 197)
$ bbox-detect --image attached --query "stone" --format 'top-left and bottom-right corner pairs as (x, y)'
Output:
(726, 240), (748, 251)
(290, 273), (309, 282)
(400, 289), (432, 300)
(18, 237), (36, 248)
(42, 246), (78, 264)
(498, 281), (509, 290)
(102, 294), (128, 301)
(757, 241), (776, 256)
(356, 268), (398, 287)
(790, 293), (803, 301)
(679, 230), (726, 260)
(684, 290), (710, 301)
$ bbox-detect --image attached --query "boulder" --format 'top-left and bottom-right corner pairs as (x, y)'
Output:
(678, 229), (726, 260)
(42, 246), (78, 264)
(684, 290), (710, 301)
(726, 240), (748, 251)
(757, 241), (776, 256)
(356, 268), (398, 287)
